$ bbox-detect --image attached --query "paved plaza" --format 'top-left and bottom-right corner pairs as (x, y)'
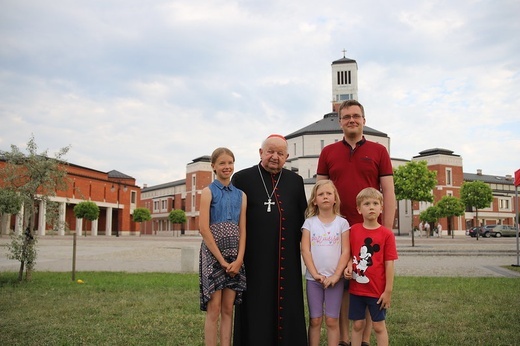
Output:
(1, 234), (520, 277)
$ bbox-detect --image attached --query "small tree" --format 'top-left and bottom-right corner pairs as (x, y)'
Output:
(73, 201), (100, 236)
(436, 196), (466, 238)
(0, 188), (23, 235)
(169, 209), (187, 236)
(0, 135), (69, 281)
(133, 207), (152, 223)
(394, 161), (437, 246)
(133, 207), (151, 234)
(460, 181), (493, 240)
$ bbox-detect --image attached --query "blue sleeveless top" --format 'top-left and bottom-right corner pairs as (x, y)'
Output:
(209, 180), (243, 225)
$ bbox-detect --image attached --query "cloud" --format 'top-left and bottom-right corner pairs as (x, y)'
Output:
(1, 0), (519, 187)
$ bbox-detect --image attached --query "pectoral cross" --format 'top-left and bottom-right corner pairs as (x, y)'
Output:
(264, 198), (275, 212)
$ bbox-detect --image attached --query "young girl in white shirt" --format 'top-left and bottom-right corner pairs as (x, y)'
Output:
(301, 179), (351, 346)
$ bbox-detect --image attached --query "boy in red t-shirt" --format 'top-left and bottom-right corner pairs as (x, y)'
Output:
(345, 187), (398, 346)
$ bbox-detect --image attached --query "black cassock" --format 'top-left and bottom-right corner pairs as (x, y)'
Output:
(232, 164), (307, 346)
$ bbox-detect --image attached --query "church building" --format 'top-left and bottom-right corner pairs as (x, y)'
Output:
(139, 54), (518, 236)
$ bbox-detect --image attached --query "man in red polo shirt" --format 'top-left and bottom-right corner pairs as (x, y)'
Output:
(317, 99), (396, 346)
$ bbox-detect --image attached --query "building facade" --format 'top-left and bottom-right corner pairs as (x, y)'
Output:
(139, 156), (212, 236)
(0, 159), (140, 237)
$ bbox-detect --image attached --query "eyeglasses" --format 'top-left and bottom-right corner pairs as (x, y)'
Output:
(340, 114), (364, 121)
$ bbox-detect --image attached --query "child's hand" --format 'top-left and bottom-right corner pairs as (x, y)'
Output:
(377, 291), (392, 310)
(220, 261), (232, 275)
(344, 265), (352, 279)
(313, 274), (326, 284)
(323, 274), (340, 288)
(226, 260), (242, 277)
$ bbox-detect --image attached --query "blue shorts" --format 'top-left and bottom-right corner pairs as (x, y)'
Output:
(348, 293), (386, 322)
(306, 279), (344, 319)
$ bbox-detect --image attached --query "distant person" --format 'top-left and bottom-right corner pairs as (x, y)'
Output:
(232, 134), (308, 346)
(424, 222), (431, 237)
(345, 188), (398, 346)
(437, 223), (442, 238)
(198, 147), (247, 346)
(418, 221), (424, 237)
(317, 99), (396, 346)
(301, 180), (350, 346)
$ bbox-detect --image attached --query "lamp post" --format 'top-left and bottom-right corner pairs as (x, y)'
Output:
(111, 182), (127, 237)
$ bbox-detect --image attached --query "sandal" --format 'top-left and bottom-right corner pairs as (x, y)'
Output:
(339, 342), (351, 346)
(361, 342), (370, 346)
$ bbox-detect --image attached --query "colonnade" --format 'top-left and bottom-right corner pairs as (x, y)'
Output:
(0, 199), (120, 237)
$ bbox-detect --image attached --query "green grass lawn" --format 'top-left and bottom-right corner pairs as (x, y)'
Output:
(1, 271), (519, 345)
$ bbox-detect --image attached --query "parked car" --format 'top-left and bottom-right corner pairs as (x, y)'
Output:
(468, 226), (487, 238)
(481, 225), (496, 238)
(468, 225), (495, 238)
(491, 225), (519, 237)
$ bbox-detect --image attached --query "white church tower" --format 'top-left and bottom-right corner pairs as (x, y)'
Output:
(331, 50), (359, 112)
(284, 52), (390, 183)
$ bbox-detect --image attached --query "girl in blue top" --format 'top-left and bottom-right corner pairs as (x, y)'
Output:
(199, 147), (247, 346)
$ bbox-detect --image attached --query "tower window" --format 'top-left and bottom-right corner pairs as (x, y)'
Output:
(337, 70), (352, 85)
(336, 94), (353, 101)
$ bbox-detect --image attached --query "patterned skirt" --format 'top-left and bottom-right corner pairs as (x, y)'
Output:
(199, 221), (247, 311)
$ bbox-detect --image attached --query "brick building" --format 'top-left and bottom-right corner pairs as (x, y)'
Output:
(139, 156), (212, 236)
(0, 159), (140, 236)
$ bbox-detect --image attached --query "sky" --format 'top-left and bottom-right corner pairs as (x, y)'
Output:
(1, 0), (519, 187)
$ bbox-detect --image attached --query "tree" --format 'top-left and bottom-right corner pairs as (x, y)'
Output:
(436, 196), (466, 238)
(169, 209), (187, 236)
(0, 188), (23, 216)
(0, 188), (23, 234)
(133, 207), (152, 223)
(0, 135), (70, 281)
(73, 201), (100, 236)
(460, 181), (493, 240)
(133, 207), (151, 234)
(394, 160), (437, 246)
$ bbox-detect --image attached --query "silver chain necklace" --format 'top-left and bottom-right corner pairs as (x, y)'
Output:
(257, 164), (282, 212)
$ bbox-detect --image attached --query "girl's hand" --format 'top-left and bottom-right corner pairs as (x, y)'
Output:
(220, 261), (231, 273)
(323, 274), (340, 288)
(313, 274), (326, 284)
(226, 260), (242, 276)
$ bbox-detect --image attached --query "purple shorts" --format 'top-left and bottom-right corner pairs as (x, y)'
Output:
(306, 279), (344, 319)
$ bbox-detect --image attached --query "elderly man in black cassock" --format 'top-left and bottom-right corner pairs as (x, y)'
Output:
(232, 134), (308, 346)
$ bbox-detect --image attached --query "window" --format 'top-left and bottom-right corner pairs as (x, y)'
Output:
(336, 94), (353, 102)
(293, 143), (296, 156)
(131, 191), (136, 204)
(337, 70), (352, 85)
(446, 168), (452, 186)
(320, 140), (324, 150)
(499, 198), (511, 211)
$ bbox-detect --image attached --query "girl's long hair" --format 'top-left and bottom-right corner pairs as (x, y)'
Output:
(305, 179), (341, 218)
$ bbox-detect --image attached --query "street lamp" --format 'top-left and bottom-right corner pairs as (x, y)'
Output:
(111, 182), (127, 237)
